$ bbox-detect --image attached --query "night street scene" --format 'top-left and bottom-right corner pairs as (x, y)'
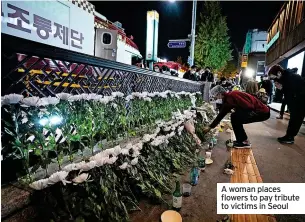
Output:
(1, 1), (305, 222)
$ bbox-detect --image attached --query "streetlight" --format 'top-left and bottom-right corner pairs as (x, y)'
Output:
(190, 0), (197, 66)
(168, 0), (197, 66)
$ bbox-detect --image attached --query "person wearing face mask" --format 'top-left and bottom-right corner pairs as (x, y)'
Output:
(268, 65), (305, 144)
(220, 77), (233, 91)
(202, 85), (270, 148)
(183, 65), (197, 81)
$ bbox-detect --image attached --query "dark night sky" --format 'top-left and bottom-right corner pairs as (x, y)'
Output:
(92, 1), (283, 62)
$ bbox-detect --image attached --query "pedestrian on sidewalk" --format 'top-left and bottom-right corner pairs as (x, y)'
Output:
(260, 76), (274, 104)
(202, 85), (270, 148)
(276, 68), (298, 119)
(183, 65), (197, 81)
(245, 81), (268, 105)
(245, 80), (258, 96)
(268, 65), (305, 144)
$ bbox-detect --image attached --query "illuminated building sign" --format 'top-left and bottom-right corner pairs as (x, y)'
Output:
(266, 31), (280, 51)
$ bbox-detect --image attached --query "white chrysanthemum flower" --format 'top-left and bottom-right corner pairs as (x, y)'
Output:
(142, 134), (153, 143)
(112, 103), (118, 109)
(121, 148), (129, 155)
(63, 163), (78, 172)
(56, 93), (71, 100)
(132, 150), (141, 158)
(108, 96), (115, 102)
(158, 92), (167, 98)
(174, 94), (180, 99)
(178, 126), (184, 132)
(125, 95), (133, 101)
(99, 97), (109, 104)
(21, 117), (28, 124)
(113, 145), (122, 156)
(21, 97), (40, 107)
(190, 95), (196, 107)
(87, 93), (98, 100)
(119, 162), (129, 170)
(38, 97), (60, 106)
(168, 131), (175, 138)
(27, 135), (35, 142)
(153, 92), (160, 97)
(68, 95), (82, 102)
(29, 178), (49, 190)
(92, 95), (103, 101)
(153, 138), (166, 146)
(124, 143), (133, 150)
(107, 156), (118, 164)
(2, 94), (24, 105)
(104, 148), (115, 156)
(90, 153), (110, 167)
(72, 173), (91, 184)
(163, 126), (171, 132)
(144, 97), (152, 102)
(154, 127), (160, 134)
(131, 157), (138, 165)
(112, 92), (124, 98)
(75, 161), (97, 172)
(134, 142), (143, 151)
(48, 171), (70, 185)
(80, 94), (90, 100)
(147, 92), (155, 97)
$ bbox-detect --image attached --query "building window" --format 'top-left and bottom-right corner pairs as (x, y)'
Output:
(287, 51), (305, 76)
(257, 61), (265, 75)
(102, 33), (112, 45)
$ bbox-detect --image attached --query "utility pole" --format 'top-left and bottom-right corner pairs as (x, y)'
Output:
(189, 0), (197, 66)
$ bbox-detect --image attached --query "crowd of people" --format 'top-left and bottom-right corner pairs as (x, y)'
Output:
(183, 64), (305, 147)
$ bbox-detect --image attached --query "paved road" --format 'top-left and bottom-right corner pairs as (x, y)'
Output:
(245, 111), (305, 222)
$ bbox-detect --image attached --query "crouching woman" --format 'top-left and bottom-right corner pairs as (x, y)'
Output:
(203, 85), (270, 148)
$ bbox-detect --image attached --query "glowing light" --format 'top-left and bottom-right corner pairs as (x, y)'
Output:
(245, 68), (255, 78)
(49, 115), (63, 125)
(39, 118), (49, 126)
(169, 0), (175, 2)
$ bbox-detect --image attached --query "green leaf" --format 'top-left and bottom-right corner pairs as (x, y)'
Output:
(4, 127), (15, 137)
(34, 149), (42, 156)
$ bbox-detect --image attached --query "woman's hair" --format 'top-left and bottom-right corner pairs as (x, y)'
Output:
(245, 80), (258, 95)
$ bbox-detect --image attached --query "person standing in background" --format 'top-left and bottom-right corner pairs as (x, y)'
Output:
(245, 80), (258, 96)
(183, 65), (197, 81)
(276, 68), (298, 119)
(200, 67), (214, 82)
(260, 76), (273, 104)
(268, 65), (305, 144)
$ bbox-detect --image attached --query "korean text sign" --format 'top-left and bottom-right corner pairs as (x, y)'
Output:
(1, 1), (94, 55)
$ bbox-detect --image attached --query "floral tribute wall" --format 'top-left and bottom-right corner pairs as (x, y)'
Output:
(1, 90), (216, 221)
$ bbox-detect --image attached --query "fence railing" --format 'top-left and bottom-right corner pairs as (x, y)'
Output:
(1, 34), (209, 100)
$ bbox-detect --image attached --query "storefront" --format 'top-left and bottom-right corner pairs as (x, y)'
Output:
(265, 1), (305, 77)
